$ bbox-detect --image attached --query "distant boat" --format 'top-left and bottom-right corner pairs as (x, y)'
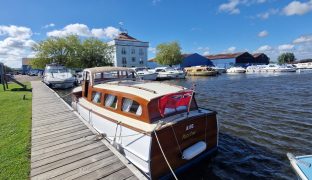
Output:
(43, 64), (76, 89)
(226, 67), (246, 73)
(184, 66), (218, 76)
(131, 67), (158, 81)
(287, 153), (312, 180)
(263, 64), (296, 72)
(211, 66), (226, 74)
(150, 67), (186, 80)
(246, 65), (267, 73)
(294, 62), (312, 69)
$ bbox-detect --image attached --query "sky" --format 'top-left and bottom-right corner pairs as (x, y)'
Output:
(1, 0), (312, 68)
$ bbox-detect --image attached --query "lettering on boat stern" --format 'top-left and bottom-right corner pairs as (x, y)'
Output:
(182, 124), (196, 140)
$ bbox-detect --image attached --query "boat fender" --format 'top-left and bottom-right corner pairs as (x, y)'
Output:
(182, 141), (207, 160)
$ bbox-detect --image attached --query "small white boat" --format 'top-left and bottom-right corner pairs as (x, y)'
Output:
(263, 64), (296, 72)
(211, 66), (226, 74)
(131, 67), (157, 81)
(226, 67), (246, 73)
(294, 62), (312, 69)
(43, 64), (76, 89)
(151, 67), (186, 80)
(287, 153), (312, 180)
(246, 65), (267, 73)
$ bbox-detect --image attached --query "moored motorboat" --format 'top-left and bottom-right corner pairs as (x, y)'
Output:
(226, 66), (246, 73)
(72, 67), (218, 179)
(294, 62), (312, 69)
(287, 153), (312, 180)
(131, 67), (158, 81)
(263, 64), (296, 72)
(150, 67), (186, 80)
(246, 65), (266, 73)
(184, 66), (218, 76)
(211, 66), (226, 74)
(43, 63), (76, 89)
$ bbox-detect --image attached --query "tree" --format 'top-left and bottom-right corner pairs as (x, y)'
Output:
(78, 38), (114, 68)
(155, 41), (182, 66)
(31, 35), (81, 69)
(31, 35), (113, 69)
(278, 52), (295, 64)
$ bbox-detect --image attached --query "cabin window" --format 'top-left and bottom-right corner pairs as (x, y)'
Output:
(104, 94), (118, 109)
(92, 91), (102, 104)
(122, 98), (142, 116)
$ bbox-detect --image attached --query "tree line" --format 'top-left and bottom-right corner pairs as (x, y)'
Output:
(31, 35), (114, 69)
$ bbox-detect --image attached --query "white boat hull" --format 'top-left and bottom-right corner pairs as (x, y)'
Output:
(138, 73), (158, 81)
(74, 100), (152, 175)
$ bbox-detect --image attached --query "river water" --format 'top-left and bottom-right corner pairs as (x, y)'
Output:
(56, 71), (312, 180)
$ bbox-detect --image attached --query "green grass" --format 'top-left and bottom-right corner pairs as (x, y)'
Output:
(0, 83), (32, 179)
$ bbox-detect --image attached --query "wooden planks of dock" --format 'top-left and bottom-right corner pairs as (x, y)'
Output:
(30, 81), (144, 180)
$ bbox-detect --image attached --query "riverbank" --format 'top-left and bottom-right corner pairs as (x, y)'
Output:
(0, 83), (32, 179)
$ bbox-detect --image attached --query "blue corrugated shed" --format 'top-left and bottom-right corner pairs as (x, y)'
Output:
(180, 53), (213, 68)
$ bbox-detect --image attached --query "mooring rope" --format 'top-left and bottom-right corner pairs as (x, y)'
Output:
(154, 122), (178, 180)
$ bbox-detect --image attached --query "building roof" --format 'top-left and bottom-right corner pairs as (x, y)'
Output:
(205, 52), (246, 60)
(94, 81), (187, 101)
(114, 32), (141, 42)
(252, 53), (267, 58)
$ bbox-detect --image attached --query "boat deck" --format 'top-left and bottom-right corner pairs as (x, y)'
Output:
(30, 81), (144, 180)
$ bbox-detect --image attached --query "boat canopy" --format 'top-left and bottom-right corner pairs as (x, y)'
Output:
(83, 66), (137, 86)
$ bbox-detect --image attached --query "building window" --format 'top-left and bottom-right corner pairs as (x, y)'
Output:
(139, 48), (144, 55)
(131, 48), (135, 54)
(132, 57), (136, 62)
(92, 91), (102, 104)
(122, 57), (127, 64)
(139, 58), (144, 64)
(122, 98), (142, 116)
(104, 94), (118, 109)
(121, 47), (126, 54)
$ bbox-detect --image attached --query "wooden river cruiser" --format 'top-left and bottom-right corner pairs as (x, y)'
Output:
(71, 67), (219, 179)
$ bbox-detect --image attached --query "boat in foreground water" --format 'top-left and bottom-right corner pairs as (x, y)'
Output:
(72, 67), (218, 179)
(43, 63), (76, 89)
(287, 153), (312, 180)
(185, 66), (218, 76)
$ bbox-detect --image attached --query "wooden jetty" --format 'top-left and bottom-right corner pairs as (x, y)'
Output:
(30, 81), (146, 180)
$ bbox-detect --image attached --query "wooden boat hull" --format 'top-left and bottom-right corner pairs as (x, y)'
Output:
(73, 98), (218, 179)
(187, 71), (217, 76)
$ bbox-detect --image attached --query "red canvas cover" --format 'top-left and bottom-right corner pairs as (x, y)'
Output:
(158, 90), (193, 117)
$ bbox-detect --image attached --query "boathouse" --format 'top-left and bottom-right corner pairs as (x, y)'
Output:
(252, 53), (270, 64)
(147, 53), (213, 69)
(108, 32), (149, 68)
(206, 52), (257, 68)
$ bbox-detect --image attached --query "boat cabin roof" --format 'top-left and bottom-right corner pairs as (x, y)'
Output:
(84, 66), (135, 74)
(94, 81), (187, 101)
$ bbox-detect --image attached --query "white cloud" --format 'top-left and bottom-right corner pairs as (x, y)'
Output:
(257, 8), (279, 19)
(278, 44), (295, 51)
(118, 22), (124, 26)
(293, 35), (312, 44)
(0, 25), (32, 39)
(42, 23), (55, 29)
(258, 30), (269, 37)
(203, 51), (210, 55)
(256, 45), (273, 52)
(219, 0), (241, 14)
(47, 23), (120, 39)
(197, 46), (210, 55)
(148, 47), (156, 54)
(283, 0), (312, 16)
(0, 25), (35, 68)
(227, 46), (236, 52)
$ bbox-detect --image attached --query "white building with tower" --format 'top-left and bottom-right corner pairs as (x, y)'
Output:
(108, 32), (149, 67)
